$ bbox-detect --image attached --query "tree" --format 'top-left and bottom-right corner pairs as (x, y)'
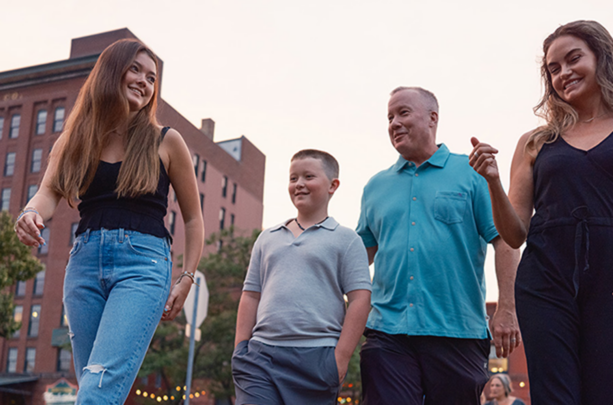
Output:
(137, 228), (259, 404)
(0, 210), (44, 338)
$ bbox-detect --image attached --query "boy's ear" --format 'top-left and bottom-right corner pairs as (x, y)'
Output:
(328, 178), (340, 195)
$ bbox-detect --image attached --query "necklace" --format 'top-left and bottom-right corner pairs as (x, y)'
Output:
(294, 217), (328, 231)
(582, 111), (610, 123)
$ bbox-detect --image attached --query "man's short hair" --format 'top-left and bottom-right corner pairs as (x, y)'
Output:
(291, 149), (339, 180)
(390, 86), (439, 114)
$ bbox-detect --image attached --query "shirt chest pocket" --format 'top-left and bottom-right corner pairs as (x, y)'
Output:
(434, 191), (467, 224)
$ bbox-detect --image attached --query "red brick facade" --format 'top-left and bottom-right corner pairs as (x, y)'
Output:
(0, 29), (264, 405)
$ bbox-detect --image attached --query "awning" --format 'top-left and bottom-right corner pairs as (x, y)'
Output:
(0, 374), (38, 395)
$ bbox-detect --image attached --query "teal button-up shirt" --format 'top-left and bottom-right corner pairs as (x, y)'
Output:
(357, 144), (498, 339)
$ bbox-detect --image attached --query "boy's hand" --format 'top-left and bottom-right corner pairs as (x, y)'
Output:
(334, 349), (350, 384)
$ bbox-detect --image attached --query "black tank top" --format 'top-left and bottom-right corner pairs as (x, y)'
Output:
(76, 127), (171, 239)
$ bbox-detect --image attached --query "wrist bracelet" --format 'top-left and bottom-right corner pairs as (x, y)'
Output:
(176, 271), (199, 286)
(16, 207), (40, 222)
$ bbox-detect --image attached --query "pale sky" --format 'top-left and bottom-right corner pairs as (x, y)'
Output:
(2, 1), (612, 301)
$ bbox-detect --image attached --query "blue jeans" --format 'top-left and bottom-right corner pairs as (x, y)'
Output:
(63, 229), (172, 405)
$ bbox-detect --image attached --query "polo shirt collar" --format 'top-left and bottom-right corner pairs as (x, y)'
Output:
(393, 143), (450, 171)
(271, 217), (339, 232)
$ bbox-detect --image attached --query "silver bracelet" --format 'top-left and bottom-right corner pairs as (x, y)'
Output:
(175, 271), (198, 286)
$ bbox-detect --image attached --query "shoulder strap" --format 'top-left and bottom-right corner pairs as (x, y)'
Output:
(161, 126), (171, 141)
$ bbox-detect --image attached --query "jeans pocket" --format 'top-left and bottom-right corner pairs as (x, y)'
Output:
(328, 348), (340, 388)
(434, 191), (467, 224)
(125, 233), (169, 260)
(69, 239), (82, 256)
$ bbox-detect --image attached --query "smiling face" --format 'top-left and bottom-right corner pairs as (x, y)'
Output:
(288, 157), (338, 214)
(546, 35), (600, 106)
(122, 51), (157, 115)
(387, 89), (438, 163)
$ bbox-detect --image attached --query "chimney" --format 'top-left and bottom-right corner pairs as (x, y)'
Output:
(200, 118), (215, 140)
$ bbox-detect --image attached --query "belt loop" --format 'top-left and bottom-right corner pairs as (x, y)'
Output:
(118, 228), (125, 243)
(83, 229), (91, 244)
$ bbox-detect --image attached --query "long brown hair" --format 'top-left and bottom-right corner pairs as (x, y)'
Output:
(51, 39), (162, 204)
(529, 20), (613, 149)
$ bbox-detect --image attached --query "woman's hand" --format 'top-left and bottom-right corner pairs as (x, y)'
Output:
(161, 277), (193, 321)
(14, 209), (46, 247)
(469, 136), (500, 183)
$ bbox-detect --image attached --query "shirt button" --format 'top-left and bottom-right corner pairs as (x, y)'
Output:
(410, 303), (414, 307)
(410, 248), (414, 252)
(413, 197), (417, 201)
(410, 276), (414, 280)
(411, 222), (416, 226)
(415, 173), (419, 177)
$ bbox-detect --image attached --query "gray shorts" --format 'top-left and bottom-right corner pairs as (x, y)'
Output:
(232, 339), (340, 405)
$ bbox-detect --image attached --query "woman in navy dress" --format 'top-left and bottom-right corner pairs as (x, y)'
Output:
(470, 20), (613, 404)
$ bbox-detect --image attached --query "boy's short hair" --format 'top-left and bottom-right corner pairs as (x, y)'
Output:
(291, 149), (339, 180)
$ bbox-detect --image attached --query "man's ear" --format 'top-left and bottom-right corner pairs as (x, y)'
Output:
(429, 111), (439, 127)
(328, 178), (340, 195)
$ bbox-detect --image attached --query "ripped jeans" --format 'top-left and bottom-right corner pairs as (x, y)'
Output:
(63, 229), (172, 405)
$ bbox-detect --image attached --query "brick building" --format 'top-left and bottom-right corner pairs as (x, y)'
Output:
(0, 29), (265, 405)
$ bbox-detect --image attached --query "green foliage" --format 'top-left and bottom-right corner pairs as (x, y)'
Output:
(0, 211), (44, 338)
(137, 227), (259, 403)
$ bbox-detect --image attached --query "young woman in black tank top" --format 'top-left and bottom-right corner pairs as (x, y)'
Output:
(469, 21), (613, 405)
(14, 39), (204, 404)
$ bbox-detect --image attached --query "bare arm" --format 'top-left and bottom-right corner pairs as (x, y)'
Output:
(334, 289), (371, 383)
(14, 134), (66, 247)
(366, 246), (378, 266)
(160, 128), (205, 321)
(469, 133), (535, 248)
(490, 236), (521, 358)
(235, 291), (261, 346)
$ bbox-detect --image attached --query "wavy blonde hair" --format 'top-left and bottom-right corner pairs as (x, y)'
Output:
(529, 20), (613, 149)
(51, 39), (161, 205)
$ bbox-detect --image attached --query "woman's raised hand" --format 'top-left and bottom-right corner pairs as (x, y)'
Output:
(469, 136), (500, 183)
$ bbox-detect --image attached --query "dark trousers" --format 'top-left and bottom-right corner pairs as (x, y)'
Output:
(516, 224), (613, 405)
(360, 329), (490, 405)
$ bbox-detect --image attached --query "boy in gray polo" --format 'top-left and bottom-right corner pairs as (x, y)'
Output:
(232, 149), (372, 405)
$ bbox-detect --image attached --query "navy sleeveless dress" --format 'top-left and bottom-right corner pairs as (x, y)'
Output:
(515, 131), (613, 405)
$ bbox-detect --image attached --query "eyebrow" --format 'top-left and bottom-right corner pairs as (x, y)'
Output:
(547, 47), (582, 69)
(133, 60), (157, 77)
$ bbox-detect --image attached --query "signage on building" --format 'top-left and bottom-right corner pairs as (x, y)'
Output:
(43, 378), (77, 405)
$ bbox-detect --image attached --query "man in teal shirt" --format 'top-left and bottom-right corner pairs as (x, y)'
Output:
(357, 87), (520, 405)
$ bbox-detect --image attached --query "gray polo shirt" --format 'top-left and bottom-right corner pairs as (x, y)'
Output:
(244, 217), (372, 347)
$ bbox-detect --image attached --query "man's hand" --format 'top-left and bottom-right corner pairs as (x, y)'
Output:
(490, 306), (521, 358)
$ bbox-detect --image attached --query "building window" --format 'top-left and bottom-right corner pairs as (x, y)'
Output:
(169, 211), (176, 236)
(31, 149), (43, 173)
(199, 193), (204, 212)
(53, 107), (65, 133)
(27, 185), (38, 202)
(12, 306), (23, 339)
(219, 207), (226, 230)
(232, 183), (237, 204)
(6, 348), (18, 372)
(0, 116), (4, 139)
(488, 344), (509, 374)
(36, 110), (47, 135)
(57, 349), (72, 372)
(231, 213), (235, 227)
(201, 160), (207, 182)
(33, 270), (45, 296)
(192, 154), (199, 177)
(24, 348), (36, 372)
(38, 227), (50, 255)
(15, 281), (27, 297)
(70, 222), (79, 245)
(4, 152), (16, 176)
(1, 188), (10, 210)
(9, 114), (20, 138)
(221, 176), (228, 198)
(27, 304), (41, 337)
